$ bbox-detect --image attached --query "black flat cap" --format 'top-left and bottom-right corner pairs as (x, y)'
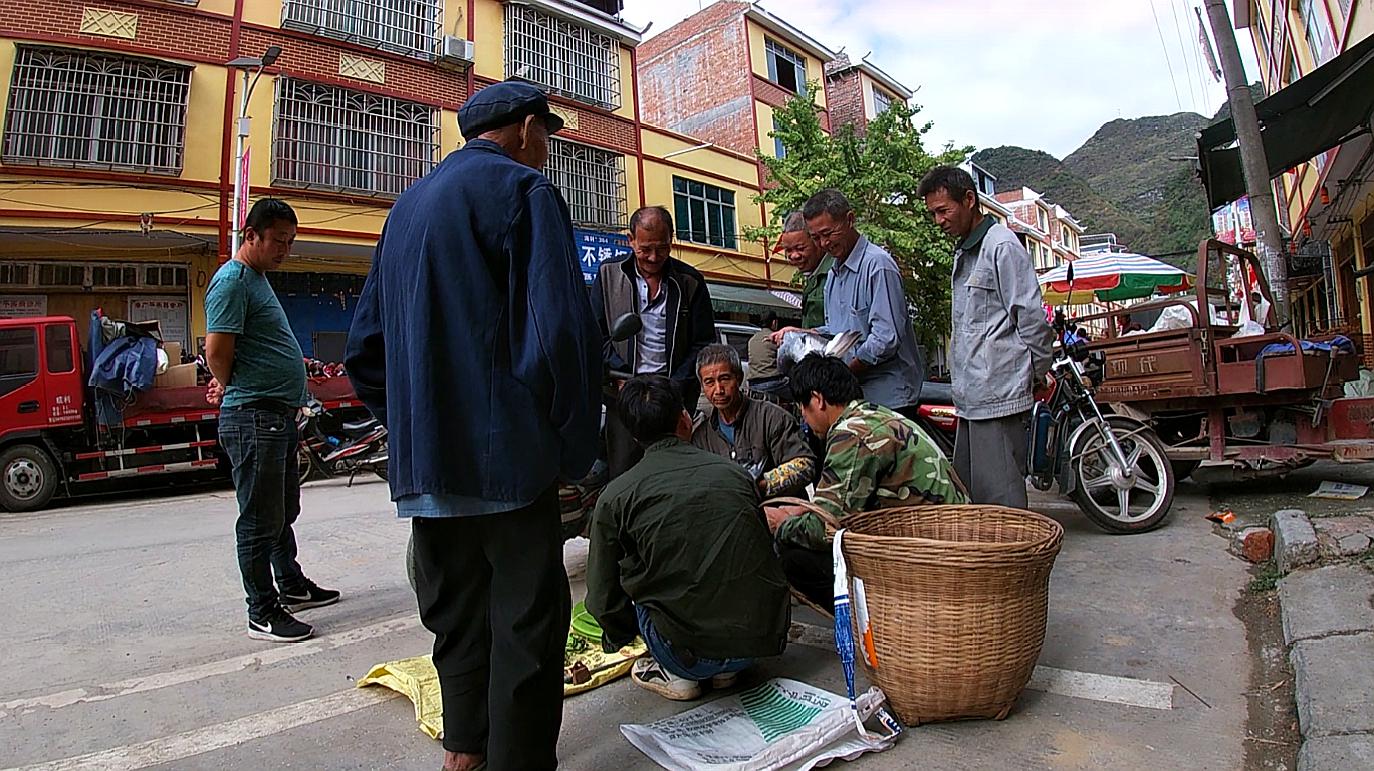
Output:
(459, 81), (565, 140)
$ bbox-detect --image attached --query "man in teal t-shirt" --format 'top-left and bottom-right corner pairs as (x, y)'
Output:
(205, 198), (337, 644)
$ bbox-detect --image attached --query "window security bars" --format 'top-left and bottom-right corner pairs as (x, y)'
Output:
(673, 176), (738, 250)
(3, 46), (191, 174)
(505, 3), (621, 110)
(273, 78), (438, 197)
(282, 0), (442, 60)
(545, 137), (627, 230)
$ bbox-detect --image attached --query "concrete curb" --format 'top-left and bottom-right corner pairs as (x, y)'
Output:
(1272, 509), (1320, 573)
(1298, 734), (1374, 771)
(1273, 513), (1374, 769)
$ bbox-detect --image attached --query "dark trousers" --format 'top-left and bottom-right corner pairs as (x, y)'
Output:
(410, 488), (569, 769)
(954, 411), (1031, 509)
(779, 543), (834, 614)
(218, 406), (306, 620)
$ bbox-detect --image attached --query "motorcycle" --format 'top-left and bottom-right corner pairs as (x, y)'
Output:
(1025, 311), (1175, 532)
(296, 400), (389, 486)
(777, 298), (1176, 533)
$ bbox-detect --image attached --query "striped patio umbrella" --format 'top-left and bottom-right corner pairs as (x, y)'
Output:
(1039, 252), (1193, 304)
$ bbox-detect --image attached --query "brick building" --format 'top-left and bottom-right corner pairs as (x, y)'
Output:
(996, 187), (1084, 274)
(824, 52), (913, 135)
(636, 1), (835, 161)
(0, 0), (805, 351)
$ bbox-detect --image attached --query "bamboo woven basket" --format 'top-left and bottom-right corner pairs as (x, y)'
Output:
(773, 500), (1063, 725)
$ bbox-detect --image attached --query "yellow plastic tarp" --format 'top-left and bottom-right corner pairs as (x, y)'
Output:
(358, 634), (645, 740)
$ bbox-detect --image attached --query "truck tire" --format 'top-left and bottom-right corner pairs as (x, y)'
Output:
(0, 444), (59, 513)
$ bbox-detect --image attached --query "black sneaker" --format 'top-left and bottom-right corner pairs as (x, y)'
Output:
(247, 608), (313, 643)
(280, 580), (341, 613)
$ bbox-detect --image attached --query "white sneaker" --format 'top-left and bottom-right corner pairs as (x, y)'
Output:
(632, 657), (702, 701)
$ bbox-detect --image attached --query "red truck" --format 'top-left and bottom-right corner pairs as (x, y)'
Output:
(0, 315), (365, 512)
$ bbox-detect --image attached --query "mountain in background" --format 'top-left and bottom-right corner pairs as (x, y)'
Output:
(973, 110), (1218, 266)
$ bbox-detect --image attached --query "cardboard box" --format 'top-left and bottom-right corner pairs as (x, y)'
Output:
(163, 341), (183, 363)
(154, 363), (198, 389)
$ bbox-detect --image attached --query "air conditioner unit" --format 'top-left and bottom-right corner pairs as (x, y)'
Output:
(436, 35), (475, 67)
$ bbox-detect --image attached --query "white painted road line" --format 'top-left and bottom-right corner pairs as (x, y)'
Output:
(3, 688), (398, 771)
(1, 614), (422, 718)
(789, 621), (1175, 710)
(1027, 665), (1175, 710)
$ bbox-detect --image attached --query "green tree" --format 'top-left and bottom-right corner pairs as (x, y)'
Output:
(745, 86), (972, 352)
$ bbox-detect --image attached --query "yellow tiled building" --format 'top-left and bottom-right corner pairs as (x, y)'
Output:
(1232, 0), (1374, 349)
(0, 0), (792, 353)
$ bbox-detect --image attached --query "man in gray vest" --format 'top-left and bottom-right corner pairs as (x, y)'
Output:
(919, 165), (1053, 508)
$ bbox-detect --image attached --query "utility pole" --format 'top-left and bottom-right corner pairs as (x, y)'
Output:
(226, 46), (282, 258)
(1203, 0), (1288, 325)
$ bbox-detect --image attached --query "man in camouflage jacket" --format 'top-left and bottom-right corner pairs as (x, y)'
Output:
(767, 355), (966, 610)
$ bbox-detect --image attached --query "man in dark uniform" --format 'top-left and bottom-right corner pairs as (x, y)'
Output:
(346, 82), (601, 771)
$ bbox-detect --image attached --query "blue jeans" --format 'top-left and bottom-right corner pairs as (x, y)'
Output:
(635, 605), (752, 681)
(218, 405), (305, 619)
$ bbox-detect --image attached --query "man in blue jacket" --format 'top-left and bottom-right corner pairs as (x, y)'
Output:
(345, 81), (600, 771)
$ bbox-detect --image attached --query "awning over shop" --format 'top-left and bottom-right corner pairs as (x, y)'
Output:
(707, 283), (801, 316)
(1197, 33), (1374, 210)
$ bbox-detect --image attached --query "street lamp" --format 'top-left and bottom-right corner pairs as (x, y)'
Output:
(227, 45), (282, 256)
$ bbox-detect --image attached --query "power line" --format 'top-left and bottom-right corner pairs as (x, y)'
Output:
(1168, 0), (1200, 111)
(1148, 0), (1185, 111)
(1184, 2), (1217, 112)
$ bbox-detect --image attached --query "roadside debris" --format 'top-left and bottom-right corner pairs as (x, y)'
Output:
(1308, 481), (1369, 500)
(1229, 527), (1275, 563)
(1207, 509), (1237, 524)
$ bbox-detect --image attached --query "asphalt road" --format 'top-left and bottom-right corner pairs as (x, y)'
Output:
(1, 474), (1254, 770)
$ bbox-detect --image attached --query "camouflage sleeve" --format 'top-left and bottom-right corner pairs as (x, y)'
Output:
(811, 421), (892, 522)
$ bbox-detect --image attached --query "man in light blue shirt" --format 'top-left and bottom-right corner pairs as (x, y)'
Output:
(784, 189), (925, 418)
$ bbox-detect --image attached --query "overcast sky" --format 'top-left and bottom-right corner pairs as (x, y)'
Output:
(621, 0), (1262, 159)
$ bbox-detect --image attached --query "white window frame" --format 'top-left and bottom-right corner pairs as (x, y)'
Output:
(765, 38), (807, 95)
(281, 0), (442, 60)
(505, 3), (621, 110)
(2, 46), (191, 174)
(1299, 0), (1336, 66)
(673, 176), (738, 250)
(544, 137), (627, 231)
(872, 87), (892, 117)
(272, 78), (439, 198)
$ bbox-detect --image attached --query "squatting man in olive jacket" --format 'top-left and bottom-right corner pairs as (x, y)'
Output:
(586, 375), (790, 701)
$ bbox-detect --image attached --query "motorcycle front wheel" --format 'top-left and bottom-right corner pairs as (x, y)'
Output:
(374, 460), (388, 482)
(296, 444), (317, 486)
(1069, 416), (1175, 534)
(406, 530), (416, 594)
